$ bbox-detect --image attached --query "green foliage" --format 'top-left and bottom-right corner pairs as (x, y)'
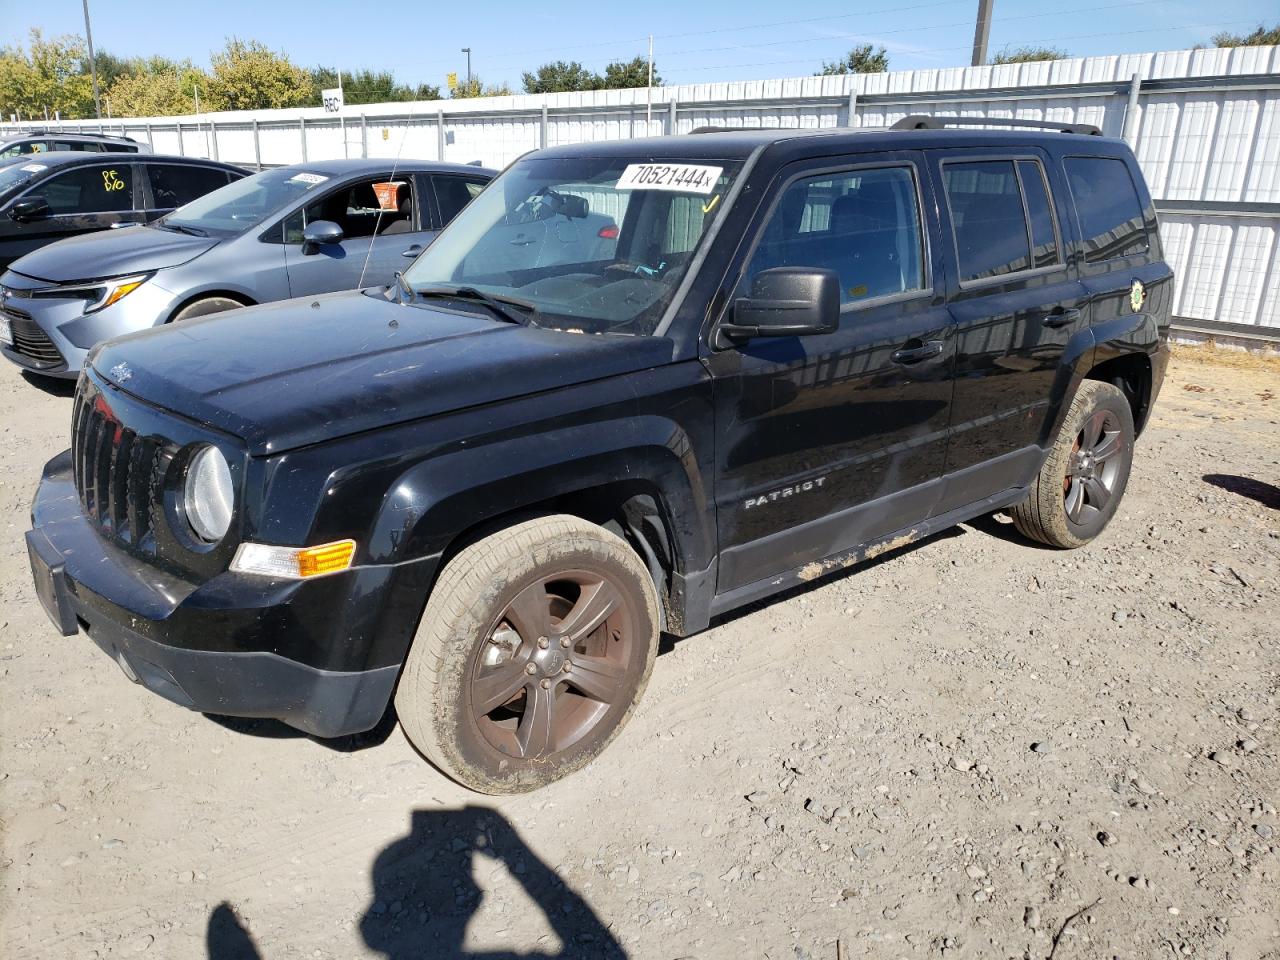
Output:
(0, 29), (96, 120)
(205, 38), (313, 111)
(450, 76), (514, 99)
(818, 44), (890, 75)
(308, 67), (440, 105)
(522, 61), (603, 94)
(989, 46), (1068, 64)
(602, 56), (661, 89)
(1210, 24), (1280, 47)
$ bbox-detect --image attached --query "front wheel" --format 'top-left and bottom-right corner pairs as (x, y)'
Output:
(1010, 380), (1135, 548)
(396, 515), (660, 794)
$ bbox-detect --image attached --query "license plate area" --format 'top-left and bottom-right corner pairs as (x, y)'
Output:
(26, 530), (78, 636)
(0, 316), (11, 346)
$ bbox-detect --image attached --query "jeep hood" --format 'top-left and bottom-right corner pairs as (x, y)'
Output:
(8, 223), (217, 284)
(91, 290), (674, 455)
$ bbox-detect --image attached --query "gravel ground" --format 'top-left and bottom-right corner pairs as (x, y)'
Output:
(1, 346), (1277, 960)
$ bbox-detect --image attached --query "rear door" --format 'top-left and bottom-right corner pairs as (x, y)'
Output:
(928, 148), (1088, 516)
(706, 152), (956, 594)
(0, 160), (142, 267)
(140, 162), (235, 221)
(282, 174), (427, 295)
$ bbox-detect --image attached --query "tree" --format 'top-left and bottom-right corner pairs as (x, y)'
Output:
(308, 67), (440, 105)
(0, 29), (96, 120)
(818, 44), (889, 75)
(601, 56), (660, 89)
(107, 61), (209, 117)
(205, 38), (313, 111)
(989, 46), (1068, 64)
(450, 76), (513, 99)
(1210, 24), (1280, 47)
(522, 60), (603, 94)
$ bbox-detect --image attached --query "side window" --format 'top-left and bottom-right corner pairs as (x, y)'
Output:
(54, 140), (102, 152)
(943, 160), (1033, 281)
(147, 164), (231, 209)
(1017, 160), (1060, 268)
(746, 165), (925, 305)
(40, 165), (134, 215)
(102, 142), (138, 153)
(0, 140), (43, 158)
(283, 177), (414, 242)
(1064, 156), (1148, 263)
(432, 176), (486, 225)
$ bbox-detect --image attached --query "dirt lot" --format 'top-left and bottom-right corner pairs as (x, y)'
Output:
(1, 346), (1277, 960)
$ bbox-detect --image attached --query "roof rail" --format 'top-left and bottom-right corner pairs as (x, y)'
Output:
(891, 114), (1103, 136)
(688, 125), (733, 134)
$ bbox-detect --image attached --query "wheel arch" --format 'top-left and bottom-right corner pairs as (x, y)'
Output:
(165, 289), (257, 323)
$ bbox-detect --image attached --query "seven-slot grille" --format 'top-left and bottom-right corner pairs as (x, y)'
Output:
(2, 304), (63, 369)
(71, 386), (173, 551)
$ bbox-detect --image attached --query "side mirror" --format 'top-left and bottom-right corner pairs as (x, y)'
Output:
(301, 219), (344, 253)
(9, 195), (50, 222)
(720, 267), (840, 341)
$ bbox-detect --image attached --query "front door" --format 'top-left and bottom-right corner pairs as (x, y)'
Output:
(705, 153), (956, 595)
(0, 161), (142, 270)
(283, 175), (432, 296)
(928, 150), (1089, 514)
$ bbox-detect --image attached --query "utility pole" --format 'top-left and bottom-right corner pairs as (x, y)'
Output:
(647, 35), (654, 129)
(971, 0), (994, 67)
(82, 0), (102, 119)
(461, 48), (472, 92)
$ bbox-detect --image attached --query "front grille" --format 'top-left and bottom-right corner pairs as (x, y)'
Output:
(3, 307), (64, 369)
(71, 386), (174, 551)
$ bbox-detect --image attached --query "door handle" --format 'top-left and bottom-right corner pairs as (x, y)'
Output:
(891, 339), (944, 364)
(1041, 307), (1081, 329)
(401, 244), (423, 258)
(508, 237), (535, 246)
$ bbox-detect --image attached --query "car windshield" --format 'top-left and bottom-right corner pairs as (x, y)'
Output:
(159, 167), (333, 236)
(403, 155), (743, 337)
(0, 160), (49, 206)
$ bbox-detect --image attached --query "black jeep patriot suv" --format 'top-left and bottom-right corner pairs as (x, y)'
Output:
(27, 118), (1170, 793)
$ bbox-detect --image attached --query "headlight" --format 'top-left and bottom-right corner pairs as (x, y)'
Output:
(183, 445), (233, 542)
(33, 273), (150, 313)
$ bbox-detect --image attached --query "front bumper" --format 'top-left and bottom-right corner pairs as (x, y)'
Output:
(28, 451), (411, 738)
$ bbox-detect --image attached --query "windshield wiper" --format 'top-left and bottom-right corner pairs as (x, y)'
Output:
(415, 285), (535, 327)
(156, 221), (208, 237)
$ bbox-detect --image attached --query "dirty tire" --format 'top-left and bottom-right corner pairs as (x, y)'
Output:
(1011, 379), (1135, 548)
(396, 515), (660, 794)
(170, 296), (244, 323)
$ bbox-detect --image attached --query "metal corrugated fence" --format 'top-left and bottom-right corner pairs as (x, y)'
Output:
(4, 45), (1279, 330)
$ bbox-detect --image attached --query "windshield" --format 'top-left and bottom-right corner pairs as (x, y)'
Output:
(160, 167), (332, 236)
(403, 156), (743, 337)
(0, 160), (49, 206)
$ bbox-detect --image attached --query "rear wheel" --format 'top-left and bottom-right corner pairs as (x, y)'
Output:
(170, 296), (245, 323)
(396, 515), (660, 794)
(1010, 380), (1134, 548)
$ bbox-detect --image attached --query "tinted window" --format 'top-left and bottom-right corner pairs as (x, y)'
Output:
(147, 164), (230, 209)
(1017, 160), (1060, 268)
(0, 140), (45, 158)
(433, 176), (486, 225)
(747, 165), (925, 305)
(41, 164), (133, 214)
(1065, 156), (1148, 263)
(944, 160), (1032, 281)
(284, 177), (415, 242)
(102, 142), (138, 153)
(54, 140), (103, 152)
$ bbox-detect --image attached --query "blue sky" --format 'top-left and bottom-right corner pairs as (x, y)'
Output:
(4, 0), (1276, 90)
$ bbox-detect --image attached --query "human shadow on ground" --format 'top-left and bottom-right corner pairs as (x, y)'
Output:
(206, 805), (626, 960)
(1203, 473), (1280, 510)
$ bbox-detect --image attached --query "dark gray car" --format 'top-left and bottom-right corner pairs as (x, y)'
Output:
(0, 130), (150, 158)
(0, 152), (244, 271)
(1, 158), (495, 378)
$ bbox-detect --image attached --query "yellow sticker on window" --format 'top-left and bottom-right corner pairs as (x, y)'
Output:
(849, 284), (869, 298)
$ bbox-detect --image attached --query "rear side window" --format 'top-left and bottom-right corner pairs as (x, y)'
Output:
(746, 165), (925, 305)
(1064, 156), (1148, 263)
(432, 177), (487, 225)
(944, 160), (1031, 281)
(148, 164), (231, 209)
(41, 164), (133, 214)
(101, 142), (138, 153)
(1017, 160), (1060, 268)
